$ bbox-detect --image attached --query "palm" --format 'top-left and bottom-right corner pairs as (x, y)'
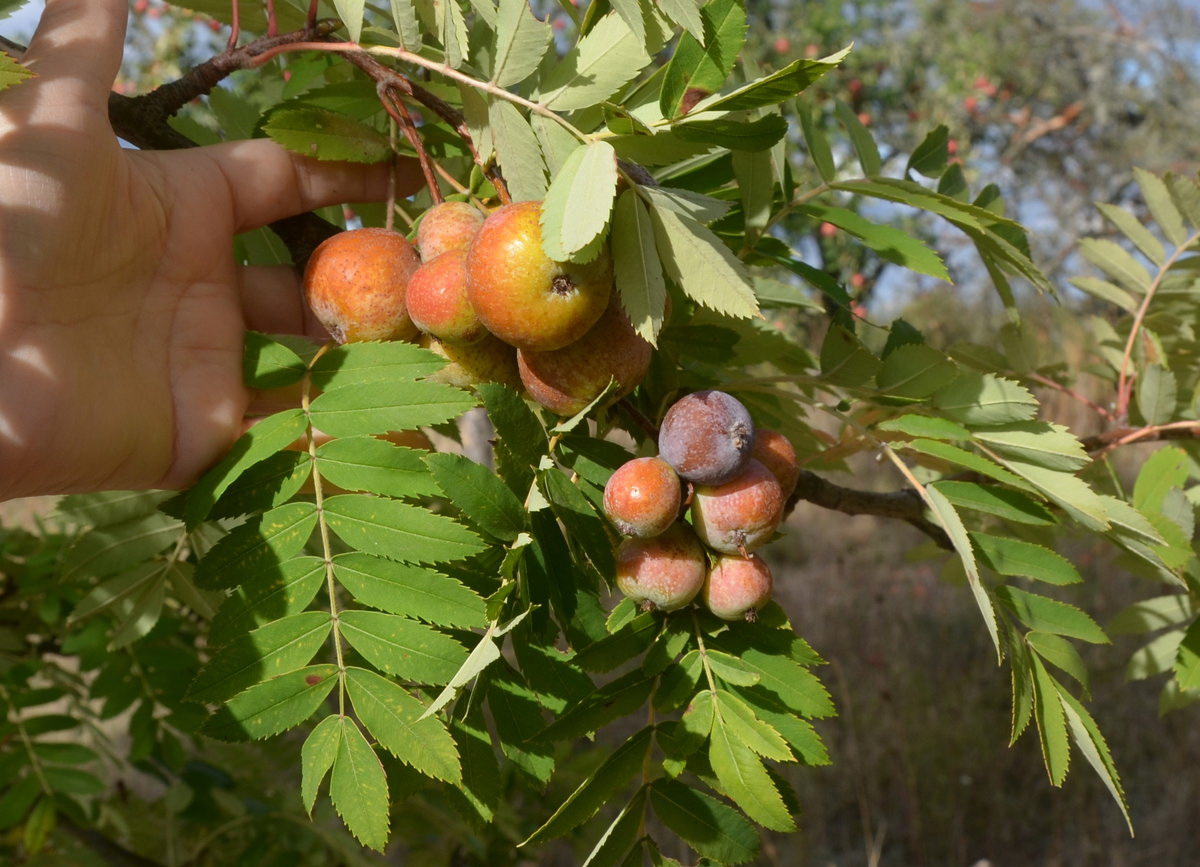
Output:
(0, 0), (409, 499)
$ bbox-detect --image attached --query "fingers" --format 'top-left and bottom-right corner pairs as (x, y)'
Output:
(239, 264), (330, 340)
(198, 138), (424, 233)
(20, 0), (127, 113)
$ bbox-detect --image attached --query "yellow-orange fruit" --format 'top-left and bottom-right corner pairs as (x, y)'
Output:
(420, 333), (521, 391)
(615, 523), (707, 612)
(690, 459), (784, 555)
(303, 228), (421, 343)
(417, 201), (486, 261)
(603, 457), (682, 537)
(704, 554), (773, 621)
(517, 300), (651, 417)
(406, 249), (485, 344)
(751, 428), (800, 498)
(466, 201), (612, 351)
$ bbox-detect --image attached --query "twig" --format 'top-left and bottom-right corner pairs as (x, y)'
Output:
(789, 470), (952, 550)
(378, 85), (443, 205)
(1083, 419), (1200, 456)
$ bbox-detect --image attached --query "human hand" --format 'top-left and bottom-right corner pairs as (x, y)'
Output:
(0, 0), (419, 500)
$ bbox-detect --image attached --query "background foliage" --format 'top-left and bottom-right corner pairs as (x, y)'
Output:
(3, 0), (1200, 863)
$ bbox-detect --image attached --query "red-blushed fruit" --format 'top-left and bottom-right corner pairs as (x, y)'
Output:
(303, 228), (422, 343)
(751, 428), (800, 498)
(416, 201), (486, 261)
(658, 390), (755, 485)
(420, 333), (521, 391)
(704, 553), (773, 621)
(466, 201), (613, 351)
(405, 249), (486, 344)
(690, 459), (784, 555)
(517, 300), (651, 416)
(615, 523), (708, 612)
(603, 457), (682, 538)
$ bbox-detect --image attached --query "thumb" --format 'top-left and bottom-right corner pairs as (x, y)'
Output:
(19, 0), (127, 114)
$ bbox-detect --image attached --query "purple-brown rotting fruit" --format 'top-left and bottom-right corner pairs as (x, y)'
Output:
(703, 553), (773, 621)
(690, 459), (784, 555)
(658, 390), (755, 485)
(615, 523), (708, 612)
(603, 457), (683, 538)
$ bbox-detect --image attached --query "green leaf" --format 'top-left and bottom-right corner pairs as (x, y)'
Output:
(261, 106), (389, 163)
(323, 493), (485, 565)
(581, 786), (648, 866)
(540, 141), (619, 262)
(209, 451), (311, 520)
(834, 99), (882, 175)
(187, 611), (332, 703)
(696, 45), (850, 113)
(972, 422), (1089, 472)
(932, 481), (1054, 525)
(536, 11), (663, 111)
(492, 0), (550, 86)
(612, 189), (669, 345)
(714, 642), (834, 719)
(800, 204), (950, 282)
(57, 490), (172, 529)
(389, 0), (422, 50)
(573, 612), (659, 673)
(333, 553), (486, 627)
(1095, 202), (1164, 266)
(648, 198), (758, 319)
(970, 533), (1081, 585)
(658, 0), (703, 40)
(488, 99), (548, 203)
(330, 718), (390, 851)
(926, 485), (1000, 655)
(523, 727), (653, 844)
(439, 0), (469, 68)
(202, 665), (337, 741)
(30, 744), (99, 766)
(301, 715), (341, 814)
(875, 344), (958, 398)
(907, 124), (950, 178)
(1135, 167), (1188, 246)
(489, 667), (557, 784)
(733, 148), (773, 240)
(1174, 617), (1200, 691)
(798, 102), (835, 182)
(659, 0), (746, 117)
(932, 372), (1038, 425)
(331, 0), (366, 41)
(425, 452), (528, 541)
(901, 439), (1030, 489)
(996, 586), (1108, 644)
(1030, 656), (1070, 786)
(0, 776), (40, 831)
(243, 331), (306, 389)
(715, 690), (791, 762)
(345, 667), (461, 783)
(0, 51), (33, 94)
(338, 610), (467, 684)
(642, 186), (732, 225)
(61, 512), (182, 582)
(23, 797), (54, 854)
(704, 650), (760, 686)
(307, 380), (475, 438)
(421, 625), (504, 719)
(1057, 688), (1132, 832)
(1027, 632), (1089, 692)
(194, 502), (318, 590)
(315, 436), (440, 500)
(650, 778), (759, 864)
(1133, 446), (1189, 513)
(185, 410), (309, 525)
(310, 341), (446, 390)
(209, 556), (326, 646)
(70, 560), (168, 624)
(1079, 237), (1152, 294)
(674, 114), (788, 151)
(1136, 364), (1178, 425)
(41, 767), (103, 796)
(1109, 594), (1193, 635)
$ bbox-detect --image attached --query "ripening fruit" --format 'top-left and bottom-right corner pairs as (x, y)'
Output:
(420, 333), (521, 390)
(704, 554), (773, 621)
(615, 523), (708, 612)
(658, 390), (755, 486)
(416, 201), (486, 262)
(405, 249), (486, 344)
(466, 201), (613, 351)
(303, 227), (421, 343)
(517, 300), (651, 416)
(603, 457), (683, 538)
(690, 459), (784, 555)
(751, 428), (800, 499)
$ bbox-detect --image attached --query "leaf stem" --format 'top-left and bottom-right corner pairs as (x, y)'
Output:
(303, 342), (348, 716)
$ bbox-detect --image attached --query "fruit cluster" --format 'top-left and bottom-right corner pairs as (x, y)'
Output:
(302, 200), (653, 416)
(604, 391), (800, 621)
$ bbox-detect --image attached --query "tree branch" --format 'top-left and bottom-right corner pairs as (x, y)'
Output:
(789, 469), (952, 550)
